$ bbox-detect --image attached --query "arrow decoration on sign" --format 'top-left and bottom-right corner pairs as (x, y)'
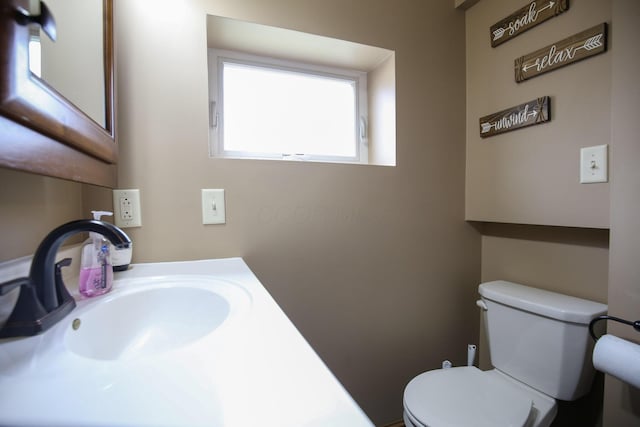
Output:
(537, 0), (558, 15)
(490, 0), (569, 47)
(515, 23), (607, 82)
(519, 33), (604, 73)
(479, 97), (550, 138)
(577, 34), (605, 51)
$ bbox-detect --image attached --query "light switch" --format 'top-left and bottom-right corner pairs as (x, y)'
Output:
(580, 145), (608, 184)
(202, 189), (226, 225)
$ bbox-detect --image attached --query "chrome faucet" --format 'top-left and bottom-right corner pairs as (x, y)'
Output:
(0, 219), (131, 338)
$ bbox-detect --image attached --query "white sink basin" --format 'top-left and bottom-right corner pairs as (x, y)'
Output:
(64, 276), (249, 360)
(0, 259), (374, 427)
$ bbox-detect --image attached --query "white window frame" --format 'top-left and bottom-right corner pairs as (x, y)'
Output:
(208, 49), (368, 164)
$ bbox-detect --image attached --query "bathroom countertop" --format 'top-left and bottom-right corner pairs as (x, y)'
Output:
(0, 258), (374, 427)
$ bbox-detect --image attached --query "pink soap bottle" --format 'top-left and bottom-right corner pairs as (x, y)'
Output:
(79, 211), (114, 297)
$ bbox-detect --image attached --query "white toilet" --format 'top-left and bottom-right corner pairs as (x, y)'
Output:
(403, 280), (608, 427)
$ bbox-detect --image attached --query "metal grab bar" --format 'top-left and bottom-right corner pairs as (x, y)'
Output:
(589, 315), (640, 341)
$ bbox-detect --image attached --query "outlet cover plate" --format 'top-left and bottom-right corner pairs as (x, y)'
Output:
(113, 189), (142, 228)
(202, 189), (226, 225)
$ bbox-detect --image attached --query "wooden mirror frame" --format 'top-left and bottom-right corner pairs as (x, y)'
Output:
(0, 0), (116, 187)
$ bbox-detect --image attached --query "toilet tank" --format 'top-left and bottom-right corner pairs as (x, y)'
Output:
(479, 281), (607, 401)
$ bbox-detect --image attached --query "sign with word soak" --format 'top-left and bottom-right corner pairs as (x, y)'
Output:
(515, 23), (607, 82)
(479, 97), (550, 138)
(491, 0), (569, 47)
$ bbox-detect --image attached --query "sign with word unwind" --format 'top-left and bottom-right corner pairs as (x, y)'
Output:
(491, 0), (569, 47)
(479, 97), (550, 138)
(515, 23), (607, 82)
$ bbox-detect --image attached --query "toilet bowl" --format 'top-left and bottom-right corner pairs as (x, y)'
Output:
(403, 367), (556, 427)
(402, 280), (607, 427)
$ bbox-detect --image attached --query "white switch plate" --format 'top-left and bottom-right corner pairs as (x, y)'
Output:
(580, 145), (608, 184)
(113, 189), (142, 228)
(202, 189), (226, 225)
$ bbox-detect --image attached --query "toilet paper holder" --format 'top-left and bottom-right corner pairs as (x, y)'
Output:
(589, 315), (640, 341)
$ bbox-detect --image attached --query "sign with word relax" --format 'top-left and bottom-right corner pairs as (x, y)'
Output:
(491, 0), (569, 47)
(479, 97), (550, 138)
(515, 23), (607, 82)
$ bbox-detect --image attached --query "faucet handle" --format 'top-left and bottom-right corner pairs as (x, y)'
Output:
(55, 257), (72, 270)
(54, 258), (74, 307)
(0, 278), (49, 338)
(0, 260), (77, 338)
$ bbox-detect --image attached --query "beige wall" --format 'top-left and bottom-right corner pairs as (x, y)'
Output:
(604, 0), (640, 425)
(466, 0), (640, 425)
(113, 0), (479, 424)
(480, 223), (609, 302)
(466, 0), (614, 372)
(0, 168), (84, 261)
(464, 1), (629, 425)
(465, 0), (611, 228)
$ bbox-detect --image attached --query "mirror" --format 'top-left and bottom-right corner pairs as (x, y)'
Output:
(0, 0), (116, 187)
(29, 0), (106, 127)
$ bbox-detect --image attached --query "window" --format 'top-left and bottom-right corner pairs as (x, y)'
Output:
(206, 14), (396, 166)
(208, 50), (368, 163)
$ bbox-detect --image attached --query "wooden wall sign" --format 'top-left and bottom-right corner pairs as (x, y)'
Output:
(491, 0), (569, 47)
(479, 97), (550, 138)
(515, 23), (607, 82)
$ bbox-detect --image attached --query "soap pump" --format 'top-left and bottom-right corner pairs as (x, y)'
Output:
(79, 211), (114, 297)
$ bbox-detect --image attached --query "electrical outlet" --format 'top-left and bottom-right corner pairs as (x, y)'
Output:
(120, 197), (133, 220)
(113, 189), (142, 228)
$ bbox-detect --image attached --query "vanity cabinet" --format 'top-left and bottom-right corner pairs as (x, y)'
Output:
(0, 0), (116, 187)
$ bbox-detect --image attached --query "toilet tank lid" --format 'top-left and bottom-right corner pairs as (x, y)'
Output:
(479, 281), (608, 324)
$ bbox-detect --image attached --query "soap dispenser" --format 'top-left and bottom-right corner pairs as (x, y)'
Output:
(79, 211), (114, 297)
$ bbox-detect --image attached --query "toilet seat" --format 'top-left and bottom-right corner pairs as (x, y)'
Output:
(403, 366), (534, 427)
